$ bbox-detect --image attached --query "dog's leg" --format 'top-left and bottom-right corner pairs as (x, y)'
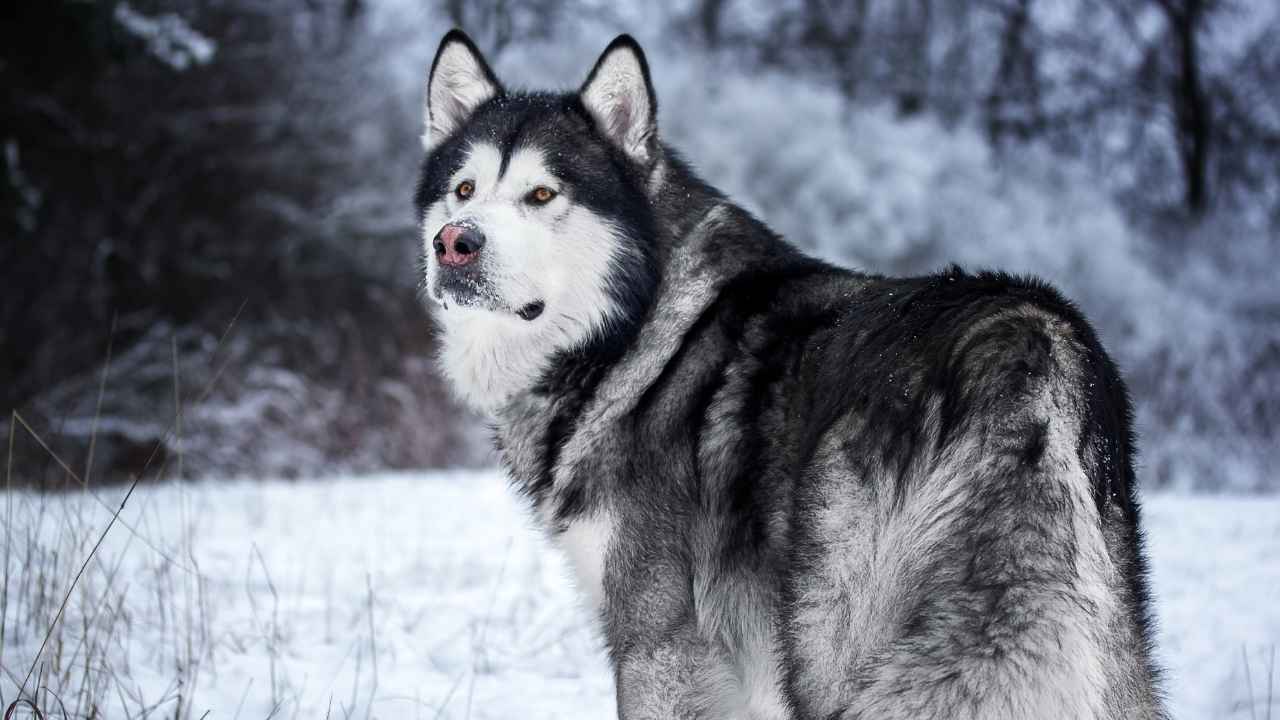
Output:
(615, 626), (741, 720)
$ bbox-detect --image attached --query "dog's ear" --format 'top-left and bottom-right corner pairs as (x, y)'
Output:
(424, 30), (502, 150)
(580, 35), (658, 166)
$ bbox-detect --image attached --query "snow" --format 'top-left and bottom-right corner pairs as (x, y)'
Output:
(1145, 494), (1280, 719)
(2, 472), (1277, 718)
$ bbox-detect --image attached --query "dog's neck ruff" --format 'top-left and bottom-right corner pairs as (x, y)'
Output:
(437, 284), (636, 413)
(435, 305), (551, 412)
(574, 203), (732, 418)
(492, 201), (734, 423)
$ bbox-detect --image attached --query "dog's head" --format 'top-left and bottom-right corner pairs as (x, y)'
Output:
(416, 32), (662, 411)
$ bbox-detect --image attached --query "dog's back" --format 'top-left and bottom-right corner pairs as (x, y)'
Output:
(779, 271), (1162, 718)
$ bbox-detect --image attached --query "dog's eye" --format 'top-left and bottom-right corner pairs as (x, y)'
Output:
(527, 186), (557, 205)
(455, 180), (474, 200)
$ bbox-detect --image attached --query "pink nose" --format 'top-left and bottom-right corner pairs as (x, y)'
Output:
(433, 224), (486, 267)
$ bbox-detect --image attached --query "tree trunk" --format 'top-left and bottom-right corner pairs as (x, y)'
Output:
(894, 0), (932, 117)
(985, 0), (1038, 143)
(1161, 0), (1212, 213)
(698, 0), (727, 48)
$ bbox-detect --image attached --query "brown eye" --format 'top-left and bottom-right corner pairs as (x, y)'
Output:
(455, 180), (474, 199)
(528, 186), (557, 205)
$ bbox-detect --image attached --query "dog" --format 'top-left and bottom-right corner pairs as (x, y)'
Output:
(414, 30), (1165, 720)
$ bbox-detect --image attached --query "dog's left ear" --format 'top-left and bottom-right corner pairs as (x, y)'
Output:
(424, 30), (503, 150)
(580, 35), (658, 167)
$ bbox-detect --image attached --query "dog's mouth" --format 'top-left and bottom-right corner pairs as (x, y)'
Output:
(433, 268), (489, 308)
(515, 301), (545, 321)
(433, 269), (544, 322)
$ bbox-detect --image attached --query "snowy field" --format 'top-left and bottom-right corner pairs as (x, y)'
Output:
(2, 471), (1277, 719)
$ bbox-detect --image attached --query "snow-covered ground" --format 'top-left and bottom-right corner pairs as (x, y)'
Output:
(2, 472), (1277, 718)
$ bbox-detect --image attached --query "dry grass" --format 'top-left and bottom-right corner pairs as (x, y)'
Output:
(0, 310), (236, 718)
(0, 301), (496, 720)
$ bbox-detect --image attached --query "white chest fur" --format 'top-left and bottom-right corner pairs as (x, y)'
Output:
(551, 511), (614, 613)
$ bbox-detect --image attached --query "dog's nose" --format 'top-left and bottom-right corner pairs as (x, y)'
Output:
(433, 224), (486, 267)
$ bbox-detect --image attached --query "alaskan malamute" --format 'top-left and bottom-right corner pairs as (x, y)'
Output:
(415, 30), (1164, 720)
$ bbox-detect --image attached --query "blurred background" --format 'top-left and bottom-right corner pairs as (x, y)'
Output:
(2, 3), (1279, 718)
(1, 0), (1277, 487)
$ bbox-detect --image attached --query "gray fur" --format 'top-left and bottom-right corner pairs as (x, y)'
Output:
(417, 32), (1164, 720)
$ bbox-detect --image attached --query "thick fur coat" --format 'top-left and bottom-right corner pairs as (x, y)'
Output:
(414, 31), (1165, 720)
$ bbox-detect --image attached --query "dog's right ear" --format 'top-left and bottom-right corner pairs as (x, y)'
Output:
(580, 35), (658, 167)
(424, 30), (502, 150)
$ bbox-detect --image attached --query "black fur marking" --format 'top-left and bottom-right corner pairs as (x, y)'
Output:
(1020, 420), (1050, 467)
